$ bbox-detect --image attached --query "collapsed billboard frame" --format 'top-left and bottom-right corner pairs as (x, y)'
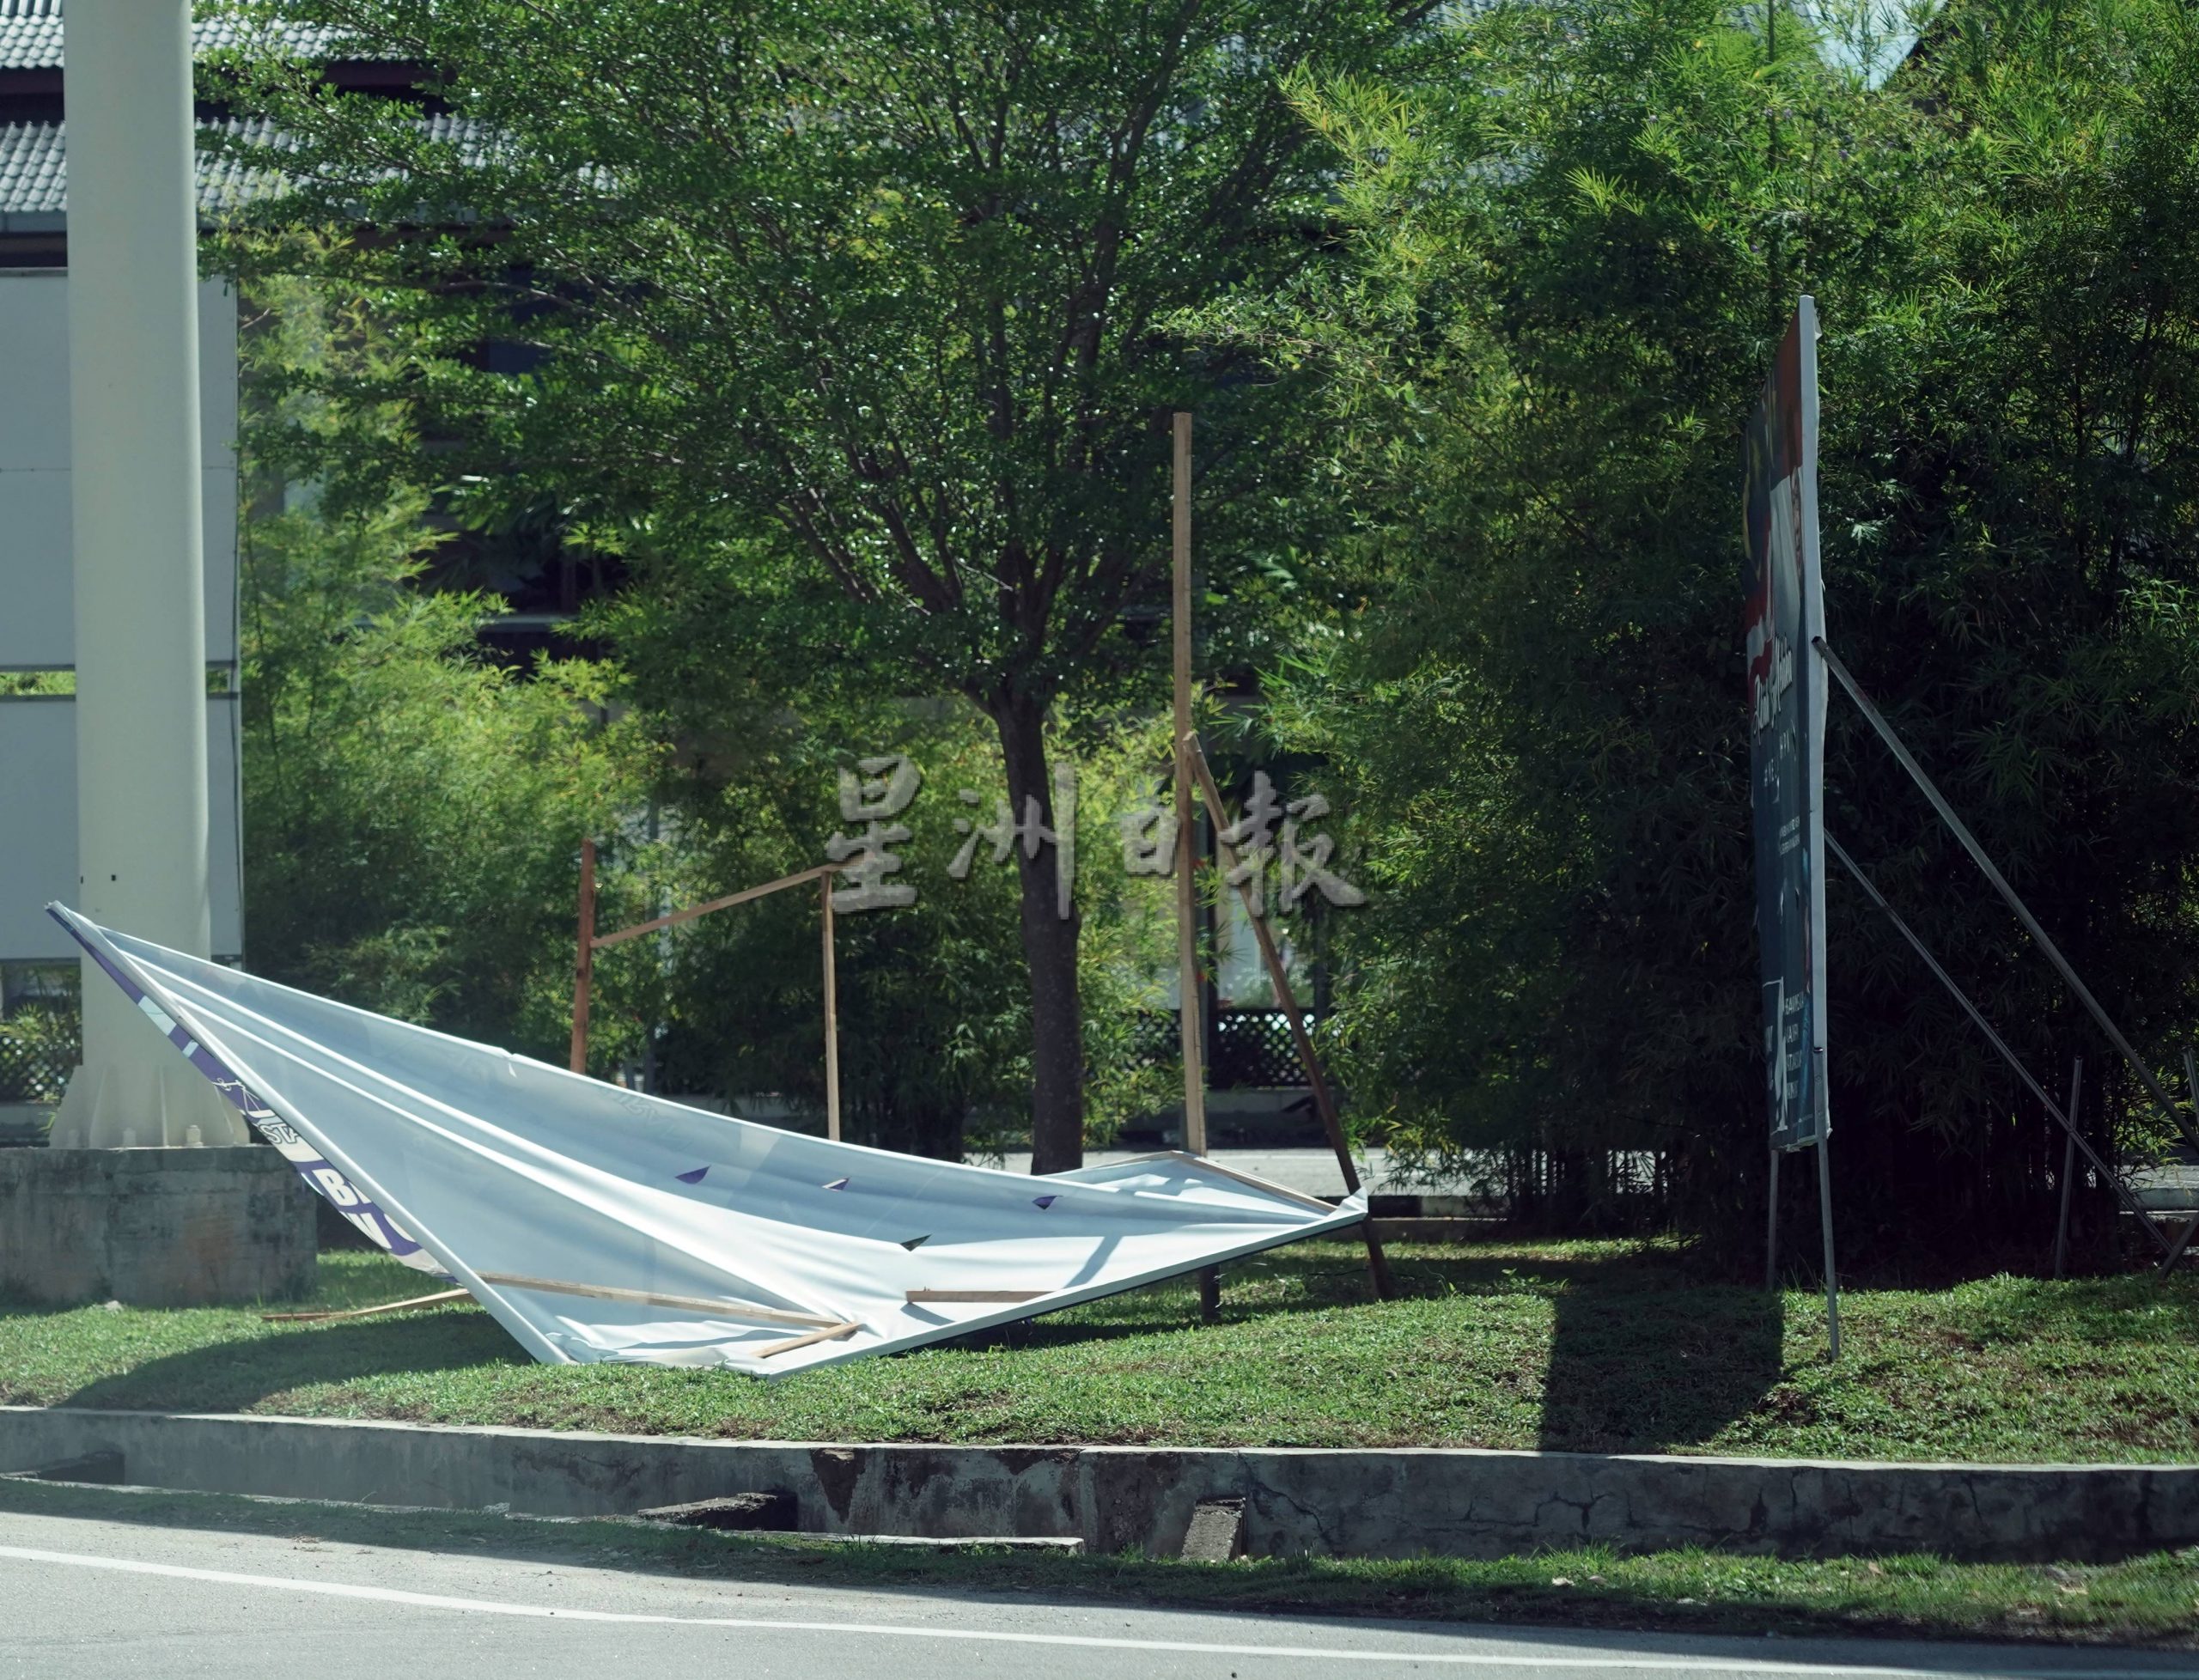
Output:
(50, 903), (1370, 1377)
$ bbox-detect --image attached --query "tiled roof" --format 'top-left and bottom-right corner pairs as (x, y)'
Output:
(0, 116), (59, 214)
(0, 3), (338, 71)
(0, 1), (59, 70)
(0, 116), (323, 220)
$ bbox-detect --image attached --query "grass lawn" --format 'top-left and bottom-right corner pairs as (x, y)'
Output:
(3, 1477), (2195, 1647)
(1, 1239), (2196, 1461)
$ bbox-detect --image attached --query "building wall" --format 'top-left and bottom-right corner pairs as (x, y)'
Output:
(0, 266), (242, 965)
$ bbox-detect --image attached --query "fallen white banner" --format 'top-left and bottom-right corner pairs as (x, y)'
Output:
(50, 904), (1367, 1375)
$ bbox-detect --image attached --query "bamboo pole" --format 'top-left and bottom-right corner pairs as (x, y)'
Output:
(569, 837), (597, 1074)
(822, 873), (843, 1142)
(1185, 733), (1397, 1302)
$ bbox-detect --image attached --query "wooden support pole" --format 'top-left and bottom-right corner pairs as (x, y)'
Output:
(1173, 411), (1217, 1323)
(822, 873), (842, 1142)
(1173, 411), (1206, 1159)
(1185, 733), (1397, 1302)
(569, 836), (596, 1075)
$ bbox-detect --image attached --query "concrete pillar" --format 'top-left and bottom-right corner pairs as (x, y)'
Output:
(49, 0), (243, 1148)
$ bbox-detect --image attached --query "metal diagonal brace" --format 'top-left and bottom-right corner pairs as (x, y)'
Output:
(1824, 834), (2173, 1257)
(1815, 637), (2199, 1158)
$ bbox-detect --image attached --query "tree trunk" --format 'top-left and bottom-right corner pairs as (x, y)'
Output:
(990, 691), (1086, 1173)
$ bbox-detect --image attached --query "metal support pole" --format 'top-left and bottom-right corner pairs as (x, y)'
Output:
(1765, 1145), (1782, 1292)
(1816, 637), (2199, 1153)
(569, 837), (596, 1075)
(2053, 1056), (2081, 1281)
(1825, 832), (2173, 1253)
(821, 875), (842, 1143)
(1814, 1134), (1840, 1359)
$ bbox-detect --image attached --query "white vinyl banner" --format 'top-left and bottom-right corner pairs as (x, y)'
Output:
(52, 904), (1366, 1376)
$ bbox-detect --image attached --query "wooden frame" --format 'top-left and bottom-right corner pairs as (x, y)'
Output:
(263, 1288), (471, 1324)
(752, 1320), (862, 1360)
(905, 1288), (1044, 1304)
(570, 855), (846, 1141)
(476, 1270), (846, 1330)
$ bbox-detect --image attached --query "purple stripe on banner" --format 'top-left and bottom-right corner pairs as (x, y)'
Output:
(675, 1166), (710, 1184)
(46, 904), (427, 1262)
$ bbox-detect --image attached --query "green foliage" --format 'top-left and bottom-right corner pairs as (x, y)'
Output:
(238, 278), (651, 1056)
(1248, 0), (2199, 1253)
(207, 0), (1433, 1160)
(207, 0), (1404, 693)
(582, 563), (1177, 1154)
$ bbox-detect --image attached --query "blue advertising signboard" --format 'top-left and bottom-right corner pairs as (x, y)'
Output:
(1743, 297), (1829, 1153)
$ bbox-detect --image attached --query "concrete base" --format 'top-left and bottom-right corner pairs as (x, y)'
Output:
(2, 1408), (2192, 1562)
(0, 1147), (314, 1306)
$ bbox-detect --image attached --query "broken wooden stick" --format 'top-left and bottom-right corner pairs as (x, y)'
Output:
(262, 1287), (471, 1324)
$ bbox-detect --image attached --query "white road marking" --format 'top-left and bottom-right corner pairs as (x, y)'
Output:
(0, 1542), (2172, 1677)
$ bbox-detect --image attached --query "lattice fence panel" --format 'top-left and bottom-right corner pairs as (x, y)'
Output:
(0, 1034), (72, 1104)
(1128, 1009), (1313, 1089)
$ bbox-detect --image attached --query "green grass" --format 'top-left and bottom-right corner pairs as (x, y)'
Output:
(2, 1476), (2194, 1647)
(3, 1239), (2196, 1461)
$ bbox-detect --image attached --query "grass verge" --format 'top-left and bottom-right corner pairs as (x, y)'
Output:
(0, 1476), (2192, 1647)
(3, 1239), (2196, 1461)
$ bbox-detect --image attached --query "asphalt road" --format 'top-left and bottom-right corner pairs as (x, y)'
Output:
(2, 1508), (2193, 1680)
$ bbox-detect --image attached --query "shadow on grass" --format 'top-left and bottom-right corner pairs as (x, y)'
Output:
(941, 1238), (1715, 1358)
(1538, 1281), (1787, 1455)
(60, 1312), (521, 1415)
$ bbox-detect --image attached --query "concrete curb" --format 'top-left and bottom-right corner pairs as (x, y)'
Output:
(3, 1406), (2192, 1562)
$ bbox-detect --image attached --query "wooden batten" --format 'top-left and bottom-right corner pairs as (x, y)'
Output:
(476, 1271), (843, 1330)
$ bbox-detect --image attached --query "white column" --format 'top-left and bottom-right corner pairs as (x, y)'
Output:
(50, 0), (242, 1148)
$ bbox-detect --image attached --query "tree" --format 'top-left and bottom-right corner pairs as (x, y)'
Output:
(1253, 0), (2199, 1263)
(211, 0), (1431, 1170)
(238, 277), (649, 1052)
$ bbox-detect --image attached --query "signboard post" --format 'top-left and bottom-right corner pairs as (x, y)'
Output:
(1744, 295), (1840, 1356)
